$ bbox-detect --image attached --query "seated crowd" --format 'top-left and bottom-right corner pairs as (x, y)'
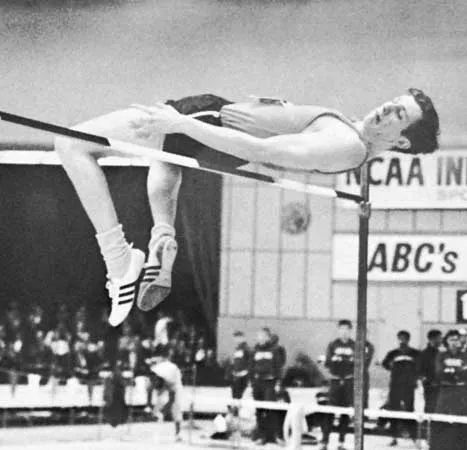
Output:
(0, 301), (222, 386)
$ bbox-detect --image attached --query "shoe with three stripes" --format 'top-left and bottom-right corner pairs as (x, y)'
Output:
(137, 236), (178, 312)
(106, 248), (145, 327)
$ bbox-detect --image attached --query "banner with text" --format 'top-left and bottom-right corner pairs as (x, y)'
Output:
(336, 149), (467, 209)
(333, 234), (467, 282)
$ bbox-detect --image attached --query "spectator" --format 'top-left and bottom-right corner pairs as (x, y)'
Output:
(49, 322), (72, 382)
(230, 331), (251, 399)
(72, 340), (91, 381)
(5, 301), (21, 339)
(418, 329), (442, 413)
(172, 339), (189, 367)
(187, 324), (198, 351)
(154, 311), (172, 347)
(118, 322), (140, 373)
(0, 324), (7, 351)
(251, 327), (283, 446)
(283, 352), (325, 388)
(459, 328), (467, 352)
(6, 314), (23, 344)
(86, 339), (105, 381)
(430, 329), (467, 450)
(0, 339), (11, 384)
(382, 330), (419, 447)
(270, 334), (287, 376)
(364, 340), (375, 408)
(193, 336), (208, 367)
(26, 330), (53, 384)
(321, 319), (355, 450)
(24, 305), (46, 350)
(173, 310), (189, 342)
(73, 319), (90, 346)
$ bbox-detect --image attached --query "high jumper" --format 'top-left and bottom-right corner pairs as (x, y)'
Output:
(0, 90), (439, 327)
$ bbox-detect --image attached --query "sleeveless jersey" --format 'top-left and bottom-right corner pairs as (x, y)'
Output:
(220, 98), (368, 174)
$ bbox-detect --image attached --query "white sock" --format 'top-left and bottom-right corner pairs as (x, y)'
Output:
(95, 224), (132, 279)
(149, 223), (176, 253)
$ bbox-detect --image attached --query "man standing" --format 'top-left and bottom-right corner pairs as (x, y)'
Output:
(431, 329), (467, 450)
(251, 327), (282, 445)
(418, 329), (442, 413)
(230, 331), (251, 400)
(382, 330), (420, 447)
(321, 320), (355, 450)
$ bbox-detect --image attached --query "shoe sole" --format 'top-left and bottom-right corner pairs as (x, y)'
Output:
(137, 238), (177, 311)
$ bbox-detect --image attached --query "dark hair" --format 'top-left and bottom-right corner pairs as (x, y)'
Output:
(260, 327), (271, 336)
(233, 330), (245, 337)
(427, 329), (442, 340)
(392, 88), (440, 155)
(338, 319), (352, 328)
(397, 330), (410, 340)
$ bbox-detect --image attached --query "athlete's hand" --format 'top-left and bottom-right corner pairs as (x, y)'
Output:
(129, 102), (185, 137)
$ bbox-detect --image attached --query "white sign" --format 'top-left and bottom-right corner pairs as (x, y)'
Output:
(333, 234), (467, 282)
(336, 150), (467, 209)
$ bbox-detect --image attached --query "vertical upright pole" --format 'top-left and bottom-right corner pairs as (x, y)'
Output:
(354, 163), (371, 450)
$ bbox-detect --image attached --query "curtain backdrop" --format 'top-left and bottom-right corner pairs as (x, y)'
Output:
(0, 164), (222, 338)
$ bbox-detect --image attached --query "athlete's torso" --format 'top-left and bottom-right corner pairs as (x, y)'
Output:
(220, 98), (368, 174)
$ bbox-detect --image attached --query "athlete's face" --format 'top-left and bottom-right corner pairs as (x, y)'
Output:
(257, 330), (270, 345)
(338, 325), (351, 341)
(446, 335), (460, 352)
(362, 94), (423, 150)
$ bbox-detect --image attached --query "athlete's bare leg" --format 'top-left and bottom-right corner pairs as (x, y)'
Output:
(54, 108), (164, 326)
(137, 162), (181, 311)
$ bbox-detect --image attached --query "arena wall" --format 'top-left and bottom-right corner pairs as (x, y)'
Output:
(1, 0), (467, 366)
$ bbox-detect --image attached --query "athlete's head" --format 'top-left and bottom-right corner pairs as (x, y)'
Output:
(444, 329), (460, 352)
(362, 88), (439, 155)
(427, 329), (442, 347)
(256, 327), (271, 346)
(397, 330), (410, 346)
(337, 319), (352, 341)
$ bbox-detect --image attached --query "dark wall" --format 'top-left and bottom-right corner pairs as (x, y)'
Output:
(0, 164), (222, 334)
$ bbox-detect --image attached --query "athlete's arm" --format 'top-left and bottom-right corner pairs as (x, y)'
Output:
(177, 115), (365, 171)
(131, 103), (365, 171)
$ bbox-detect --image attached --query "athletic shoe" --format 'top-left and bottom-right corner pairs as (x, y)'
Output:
(137, 236), (178, 311)
(337, 445), (347, 450)
(106, 248), (145, 327)
(388, 438), (398, 447)
(254, 438), (266, 446)
(175, 433), (182, 443)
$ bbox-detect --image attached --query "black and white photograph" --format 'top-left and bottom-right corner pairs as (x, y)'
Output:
(0, 0), (464, 449)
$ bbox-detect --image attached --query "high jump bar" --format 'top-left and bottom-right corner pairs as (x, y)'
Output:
(0, 110), (363, 203)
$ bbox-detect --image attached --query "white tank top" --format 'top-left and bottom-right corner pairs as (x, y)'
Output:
(220, 98), (368, 174)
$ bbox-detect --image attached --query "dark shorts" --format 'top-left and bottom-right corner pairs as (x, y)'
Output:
(163, 94), (249, 169)
(329, 378), (354, 407)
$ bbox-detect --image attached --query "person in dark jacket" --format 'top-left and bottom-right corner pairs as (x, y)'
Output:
(230, 331), (251, 399)
(103, 363), (129, 428)
(418, 329), (442, 413)
(251, 327), (283, 445)
(321, 319), (355, 450)
(382, 330), (420, 446)
(430, 329), (467, 450)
